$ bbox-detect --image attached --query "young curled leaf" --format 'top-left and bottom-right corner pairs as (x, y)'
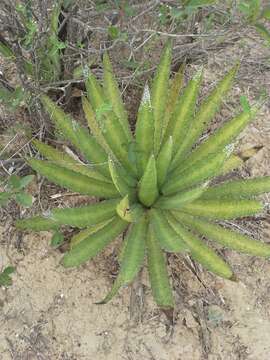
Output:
(138, 155), (159, 207)
(116, 196), (144, 223)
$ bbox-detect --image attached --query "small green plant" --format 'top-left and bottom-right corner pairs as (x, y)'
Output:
(0, 1), (72, 110)
(158, 0), (217, 26)
(239, 0), (270, 45)
(0, 266), (15, 287)
(16, 43), (270, 310)
(0, 175), (34, 208)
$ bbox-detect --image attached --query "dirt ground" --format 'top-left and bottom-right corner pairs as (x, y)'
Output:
(1, 2), (270, 360)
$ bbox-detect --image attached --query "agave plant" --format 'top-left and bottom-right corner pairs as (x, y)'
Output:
(16, 42), (270, 310)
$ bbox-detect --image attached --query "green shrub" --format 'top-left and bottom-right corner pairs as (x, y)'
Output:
(16, 42), (270, 310)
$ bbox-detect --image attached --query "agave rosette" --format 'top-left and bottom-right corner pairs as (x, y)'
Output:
(17, 43), (270, 309)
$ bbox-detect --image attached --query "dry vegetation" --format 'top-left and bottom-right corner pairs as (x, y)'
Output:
(1, 1), (270, 359)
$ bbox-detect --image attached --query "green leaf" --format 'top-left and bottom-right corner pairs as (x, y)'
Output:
(15, 192), (33, 207)
(8, 175), (21, 190)
(149, 209), (187, 252)
(98, 216), (147, 303)
(163, 67), (203, 154)
(156, 185), (207, 209)
(108, 158), (133, 197)
(18, 175), (35, 189)
(0, 192), (12, 206)
(240, 95), (251, 113)
(16, 216), (60, 231)
(138, 155), (159, 207)
(103, 52), (132, 141)
(51, 231), (65, 248)
(179, 198), (263, 219)
(168, 213), (234, 279)
(70, 220), (113, 249)
(28, 159), (119, 199)
(162, 64), (185, 138)
(108, 26), (120, 40)
(163, 150), (229, 195)
(151, 41), (172, 154)
(175, 104), (257, 174)
(0, 266), (15, 287)
(116, 196), (144, 223)
(201, 177), (270, 200)
(174, 212), (270, 258)
(62, 216), (128, 268)
(146, 226), (174, 309)
(51, 199), (119, 228)
(170, 64), (239, 167)
(32, 139), (110, 182)
(157, 136), (173, 188)
(135, 84), (155, 176)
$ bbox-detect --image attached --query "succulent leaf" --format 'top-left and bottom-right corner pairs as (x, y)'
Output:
(147, 225), (174, 309)
(135, 84), (155, 176)
(98, 215), (147, 303)
(167, 213), (234, 279)
(108, 158), (134, 197)
(28, 159), (119, 198)
(170, 64), (239, 168)
(162, 63), (185, 138)
(51, 199), (119, 228)
(116, 196), (144, 223)
(179, 199), (263, 219)
(156, 185), (207, 210)
(103, 52), (132, 141)
(201, 177), (270, 200)
(163, 67), (203, 154)
(174, 212), (270, 258)
(16, 216), (60, 231)
(82, 97), (111, 152)
(163, 150), (228, 195)
(151, 41), (172, 154)
(70, 220), (113, 248)
(32, 139), (110, 182)
(157, 136), (173, 188)
(138, 155), (159, 207)
(62, 216), (128, 267)
(149, 209), (187, 252)
(175, 105), (257, 172)
(85, 71), (105, 111)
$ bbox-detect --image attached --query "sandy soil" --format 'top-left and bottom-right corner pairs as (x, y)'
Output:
(1, 3), (270, 360)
